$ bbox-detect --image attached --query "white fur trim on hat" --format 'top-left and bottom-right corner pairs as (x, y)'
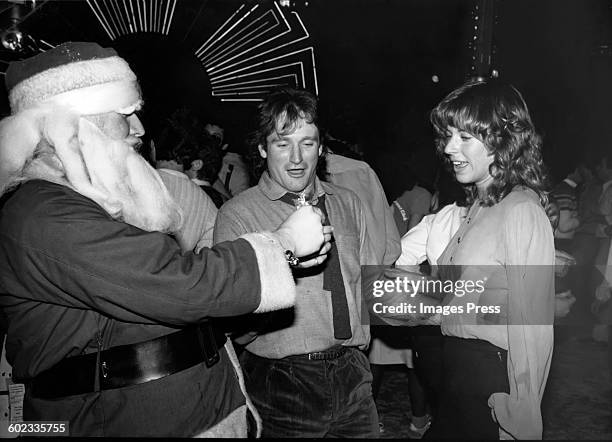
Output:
(9, 55), (137, 113)
(47, 80), (142, 116)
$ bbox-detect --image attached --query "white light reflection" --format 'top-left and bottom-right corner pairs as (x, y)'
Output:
(87, 0), (177, 38)
(84, 1), (318, 102)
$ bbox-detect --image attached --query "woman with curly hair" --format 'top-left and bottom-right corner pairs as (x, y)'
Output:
(424, 79), (555, 439)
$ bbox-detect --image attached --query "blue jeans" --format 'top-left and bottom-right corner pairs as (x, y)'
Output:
(240, 348), (379, 438)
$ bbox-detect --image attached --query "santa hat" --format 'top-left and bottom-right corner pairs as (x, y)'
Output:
(5, 41), (140, 115)
(0, 42), (141, 195)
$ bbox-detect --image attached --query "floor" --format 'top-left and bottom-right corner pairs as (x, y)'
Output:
(374, 333), (612, 439)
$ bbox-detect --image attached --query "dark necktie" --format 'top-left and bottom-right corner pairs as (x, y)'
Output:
(279, 192), (352, 339)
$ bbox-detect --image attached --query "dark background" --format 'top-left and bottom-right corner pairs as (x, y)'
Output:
(1, 0), (611, 198)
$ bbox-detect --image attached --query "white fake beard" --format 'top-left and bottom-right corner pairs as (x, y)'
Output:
(74, 118), (183, 233)
(1, 107), (182, 233)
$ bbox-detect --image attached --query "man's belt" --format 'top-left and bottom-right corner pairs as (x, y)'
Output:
(285, 345), (350, 361)
(23, 322), (226, 399)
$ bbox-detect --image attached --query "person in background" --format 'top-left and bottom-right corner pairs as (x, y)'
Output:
(324, 136), (404, 435)
(567, 159), (606, 337)
(151, 108), (222, 247)
(208, 122), (251, 198)
(391, 162), (435, 237)
(592, 155), (612, 345)
(182, 130), (227, 209)
(551, 166), (583, 251)
(549, 166), (582, 329)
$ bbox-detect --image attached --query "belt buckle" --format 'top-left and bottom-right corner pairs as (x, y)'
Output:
(307, 348), (343, 361)
(197, 323), (220, 368)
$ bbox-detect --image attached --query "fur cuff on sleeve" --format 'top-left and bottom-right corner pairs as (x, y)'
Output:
(240, 232), (296, 313)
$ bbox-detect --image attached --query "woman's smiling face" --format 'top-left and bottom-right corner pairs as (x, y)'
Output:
(443, 126), (494, 190)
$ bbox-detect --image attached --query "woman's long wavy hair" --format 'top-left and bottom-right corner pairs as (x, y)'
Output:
(430, 79), (549, 207)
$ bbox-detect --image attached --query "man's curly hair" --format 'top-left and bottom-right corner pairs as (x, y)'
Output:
(246, 87), (327, 185)
(430, 79), (550, 207)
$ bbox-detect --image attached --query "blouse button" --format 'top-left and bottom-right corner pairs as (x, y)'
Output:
(457, 237), (461, 243)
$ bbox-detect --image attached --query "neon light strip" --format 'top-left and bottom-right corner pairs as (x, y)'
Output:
(212, 90), (278, 96)
(220, 98), (263, 102)
(202, 15), (275, 67)
(201, 10), (277, 65)
(110, 0), (124, 36)
(212, 74), (298, 90)
(209, 3), (310, 75)
(211, 61), (306, 87)
(159, 0), (165, 33)
(212, 83), (287, 93)
(146, 0), (150, 32)
(203, 10), (280, 67)
(164, 0), (177, 35)
(135, 0), (144, 33)
(154, 0), (159, 33)
(98, 0), (115, 37)
(160, 0), (165, 33)
(210, 47), (312, 83)
(105, 0), (122, 37)
(141, 0), (148, 32)
(115, 0), (130, 35)
(195, 4), (248, 58)
(87, 0), (116, 40)
(196, 3), (258, 58)
(97, 0), (120, 38)
(207, 2), (294, 74)
(308, 47), (318, 95)
(162, 0), (170, 34)
(39, 39), (56, 48)
(123, 0), (134, 34)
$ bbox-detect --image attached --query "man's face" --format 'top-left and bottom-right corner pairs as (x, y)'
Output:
(205, 123), (224, 146)
(259, 117), (322, 194)
(84, 103), (144, 150)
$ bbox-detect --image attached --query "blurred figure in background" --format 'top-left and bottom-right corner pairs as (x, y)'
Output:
(183, 131), (227, 209)
(208, 122), (250, 199)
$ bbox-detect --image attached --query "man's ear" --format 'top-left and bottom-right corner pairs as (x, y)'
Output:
(318, 144), (323, 156)
(191, 159), (203, 171)
(258, 144), (267, 159)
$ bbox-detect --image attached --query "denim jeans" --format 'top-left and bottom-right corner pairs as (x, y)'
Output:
(240, 348), (379, 438)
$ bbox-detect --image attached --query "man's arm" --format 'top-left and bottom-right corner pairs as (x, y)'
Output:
(599, 185), (612, 225)
(157, 168), (217, 252)
(555, 209), (580, 234)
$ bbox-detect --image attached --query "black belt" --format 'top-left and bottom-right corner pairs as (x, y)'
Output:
(22, 322), (226, 399)
(285, 345), (350, 361)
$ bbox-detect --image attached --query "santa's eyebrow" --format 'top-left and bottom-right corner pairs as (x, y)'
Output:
(117, 100), (144, 115)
